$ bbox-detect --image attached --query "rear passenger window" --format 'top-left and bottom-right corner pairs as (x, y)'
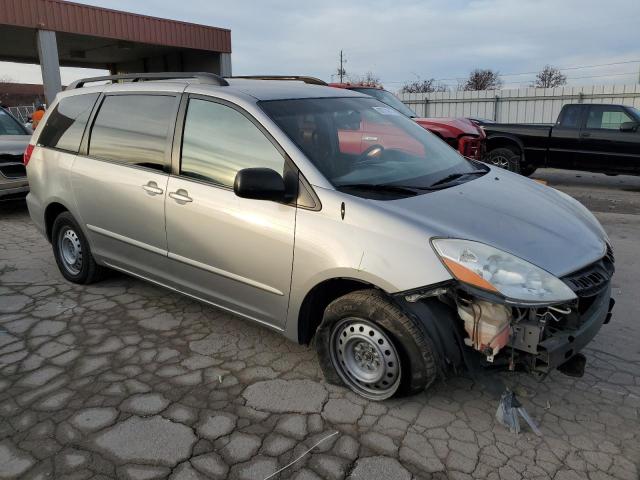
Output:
(89, 94), (177, 170)
(38, 94), (99, 153)
(180, 98), (284, 187)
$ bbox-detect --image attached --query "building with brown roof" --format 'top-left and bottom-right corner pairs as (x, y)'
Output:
(0, 0), (232, 103)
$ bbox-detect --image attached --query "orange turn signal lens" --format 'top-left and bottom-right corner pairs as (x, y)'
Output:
(442, 258), (498, 293)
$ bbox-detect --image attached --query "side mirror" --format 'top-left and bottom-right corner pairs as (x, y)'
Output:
(234, 168), (286, 202)
(620, 121), (639, 132)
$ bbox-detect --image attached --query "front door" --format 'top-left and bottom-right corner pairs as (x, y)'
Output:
(71, 93), (179, 278)
(579, 105), (640, 174)
(164, 96), (296, 328)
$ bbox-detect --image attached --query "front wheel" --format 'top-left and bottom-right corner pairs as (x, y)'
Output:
(315, 289), (438, 400)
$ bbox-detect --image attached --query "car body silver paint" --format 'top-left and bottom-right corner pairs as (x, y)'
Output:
(163, 175), (295, 326)
(26, 79), (609, 344)
(373, 166), (607, 277)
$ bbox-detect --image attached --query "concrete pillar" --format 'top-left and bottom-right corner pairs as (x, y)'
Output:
(219, 53), (232, 77)
(36, 30), (62, 105)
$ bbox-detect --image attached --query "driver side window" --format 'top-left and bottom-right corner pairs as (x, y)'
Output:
(586, 106), (633, 130)
(180, 99), (285, 187)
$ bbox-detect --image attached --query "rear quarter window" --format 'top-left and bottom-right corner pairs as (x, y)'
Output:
(38, 94), (99, 153)
(88, 94), (178, 171)
(557, 105), (582, 128)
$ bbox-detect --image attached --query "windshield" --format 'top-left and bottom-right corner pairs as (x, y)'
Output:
(0, 109), (27, 135)
(630, 107), (640, 120)
(260, 97), (483, 199)
(351, 88), (417, 118)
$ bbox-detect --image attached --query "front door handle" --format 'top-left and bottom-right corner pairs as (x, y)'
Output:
(580, 132), (591, 138)
(169, 189), (193, 203)
(142, 181), (163, 195)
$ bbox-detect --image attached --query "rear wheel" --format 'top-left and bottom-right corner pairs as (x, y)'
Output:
(486, 147), (536, 176)
(52, 212), (105, 284)
(315, 289), (438, 400)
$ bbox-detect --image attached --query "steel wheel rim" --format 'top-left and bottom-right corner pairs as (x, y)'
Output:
(58, 227), (83, 275)
(330, 317), (401, 400)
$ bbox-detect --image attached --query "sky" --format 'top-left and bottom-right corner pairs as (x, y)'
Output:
(1, 0), (639, 91)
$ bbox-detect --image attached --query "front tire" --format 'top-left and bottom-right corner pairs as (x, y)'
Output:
(315, 289), (438, 400)
(52, 212), (105, 284)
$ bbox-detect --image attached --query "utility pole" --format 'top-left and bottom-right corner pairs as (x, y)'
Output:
(338, 50), (346, 83)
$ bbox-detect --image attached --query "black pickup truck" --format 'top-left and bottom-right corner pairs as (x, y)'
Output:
(483, 103), (640, 176)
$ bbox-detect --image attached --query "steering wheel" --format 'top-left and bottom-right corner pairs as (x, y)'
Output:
(356, 144), (385, 165)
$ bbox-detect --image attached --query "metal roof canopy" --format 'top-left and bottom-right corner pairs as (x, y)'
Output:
(0, 0), (232, 102)
(0, 0), (231, 65)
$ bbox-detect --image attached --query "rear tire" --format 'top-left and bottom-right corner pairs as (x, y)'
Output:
(52, 212), (105, 284)
(487, 147), (535, 176)
(315, 289), (438, 400)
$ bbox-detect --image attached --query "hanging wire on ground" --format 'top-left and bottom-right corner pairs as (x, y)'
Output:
(262, 430), (339, 480)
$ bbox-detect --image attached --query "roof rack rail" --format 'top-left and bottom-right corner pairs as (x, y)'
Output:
(230, 75), (328, 86)
(67, 72), (229, 89)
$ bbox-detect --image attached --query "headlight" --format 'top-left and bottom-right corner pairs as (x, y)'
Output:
(432, 238), (576, 304)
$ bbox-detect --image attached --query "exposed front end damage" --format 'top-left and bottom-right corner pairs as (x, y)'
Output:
(398, 245), (616, 379)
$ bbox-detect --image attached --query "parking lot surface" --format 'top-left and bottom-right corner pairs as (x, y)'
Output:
(1, 169), (639, 480)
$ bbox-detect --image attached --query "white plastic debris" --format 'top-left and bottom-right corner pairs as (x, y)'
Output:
(496, 389), (542, 436)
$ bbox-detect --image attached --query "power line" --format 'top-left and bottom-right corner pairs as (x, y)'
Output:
(487, 59), (640, 79)
(380, 59), (640, 85)
(502, 71), (639, 86)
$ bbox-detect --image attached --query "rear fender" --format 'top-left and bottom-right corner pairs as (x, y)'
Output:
(486, 134), (525, 156)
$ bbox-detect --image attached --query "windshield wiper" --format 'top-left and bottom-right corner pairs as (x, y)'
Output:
(337, 183), (421, 196)
(427, 170), (486, 188)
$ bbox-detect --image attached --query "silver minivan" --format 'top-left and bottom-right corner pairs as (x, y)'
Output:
(26, 73), (615, 400)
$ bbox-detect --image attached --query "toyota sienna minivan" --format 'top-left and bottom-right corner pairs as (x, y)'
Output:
(25, 73), (615, 400)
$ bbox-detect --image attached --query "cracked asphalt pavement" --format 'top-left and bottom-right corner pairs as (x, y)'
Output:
(1, 169), (639, 479)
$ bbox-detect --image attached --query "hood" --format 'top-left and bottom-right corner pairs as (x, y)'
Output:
(414, 117), (483, 139)
(377, 167), (606, 277)
(0, 135), (30, 156)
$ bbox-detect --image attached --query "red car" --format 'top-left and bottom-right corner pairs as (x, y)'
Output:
(329, 82), (486, 160)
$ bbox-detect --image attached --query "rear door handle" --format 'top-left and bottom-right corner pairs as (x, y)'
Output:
(169, 189), (193, 203)
(580, 132), (591, 138)
(142, 181), (163, 195)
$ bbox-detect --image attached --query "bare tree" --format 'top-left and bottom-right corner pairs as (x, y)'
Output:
(532, 65), (567, 88)
(400, 78), (448, 93)
(462, 69), (503, 91)
(351, 71), (381, 85)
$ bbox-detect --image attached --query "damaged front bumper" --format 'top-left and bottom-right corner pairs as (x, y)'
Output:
(523, 247), (615, 375)
(515, 283), (613, 375)
(398, 248), (615, 378)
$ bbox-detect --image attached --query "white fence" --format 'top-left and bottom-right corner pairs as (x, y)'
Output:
(398, 84), (640, 124)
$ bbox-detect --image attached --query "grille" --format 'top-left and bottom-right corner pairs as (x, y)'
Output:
(605, 243), (615, 264)
(0, 162), (26, 179)
(562, 245), (614, 298)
